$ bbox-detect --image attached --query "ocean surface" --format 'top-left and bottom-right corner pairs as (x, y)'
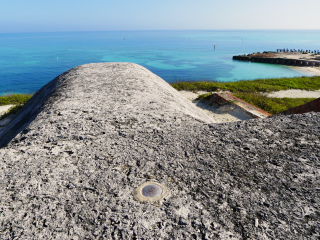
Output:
(1, 30), (320, 95)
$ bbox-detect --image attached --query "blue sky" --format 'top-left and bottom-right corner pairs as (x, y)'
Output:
(1, 0), (320, 33)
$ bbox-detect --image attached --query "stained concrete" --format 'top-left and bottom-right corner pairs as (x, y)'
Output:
(0, 63), (319, 239)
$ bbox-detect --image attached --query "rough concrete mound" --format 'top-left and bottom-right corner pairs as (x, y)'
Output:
(0, 63), (213, 147)
(0, 63), (319, 239)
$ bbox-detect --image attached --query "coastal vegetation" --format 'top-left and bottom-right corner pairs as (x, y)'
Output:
(226, 93), (314, 114)
(0, 94), (32, 120)
(0, 94), (32, 106)
(171, 76), (320, 92)
(194, 92), (315, 114)
(0, 76), (319, 120)
(171, 76), (320, 114)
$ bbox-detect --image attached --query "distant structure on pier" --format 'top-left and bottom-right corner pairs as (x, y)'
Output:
(277, 48), (320, 54)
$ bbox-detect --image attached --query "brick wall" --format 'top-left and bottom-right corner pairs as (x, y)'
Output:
(275, 98), (320, 116)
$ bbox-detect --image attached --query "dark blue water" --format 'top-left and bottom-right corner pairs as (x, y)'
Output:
(1, 30), (320, 95)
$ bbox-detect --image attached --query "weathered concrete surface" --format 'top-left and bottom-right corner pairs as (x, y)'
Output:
(0, 63), (213, 147)
(0, 63), (319, 239)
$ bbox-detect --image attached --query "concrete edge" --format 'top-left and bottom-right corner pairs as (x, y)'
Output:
(209, 92), (272, 118)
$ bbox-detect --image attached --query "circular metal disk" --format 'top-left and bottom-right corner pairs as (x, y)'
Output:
(133, 181), (167, 203)
(142, 184), (163, 197)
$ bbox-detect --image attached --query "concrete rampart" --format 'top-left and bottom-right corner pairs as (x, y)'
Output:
(0, 63), (319, 239)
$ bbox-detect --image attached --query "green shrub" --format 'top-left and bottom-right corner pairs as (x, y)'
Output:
(233, 92), (316, 114)
(195, 93), (212, 101)
(0, 94), (32, 106)
(171, 76), (320, 93)
(194, 92), (316, 115)
(0, 94), (32, 120)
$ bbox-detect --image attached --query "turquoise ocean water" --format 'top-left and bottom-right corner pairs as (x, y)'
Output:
(0, 30), (320, 94)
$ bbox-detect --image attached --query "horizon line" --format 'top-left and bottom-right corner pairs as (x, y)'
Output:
(1, 28), (320, 34)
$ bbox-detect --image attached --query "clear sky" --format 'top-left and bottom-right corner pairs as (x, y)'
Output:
(1, 0), (320, 33)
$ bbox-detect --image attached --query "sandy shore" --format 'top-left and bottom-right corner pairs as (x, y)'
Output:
(260, 51), (320, 76)
(273, 51), (320, 60)
(234, 51), (320, 77)
(266, 89), (320, 98)
(0, 105), (13, 116)
(0, 105), (14, 129)
(268, 52), (320, 76)
(181, 89), (320, 100)
(290, 66), (320, 76)
(179, 89), (320, 123)
(179, 91), (252, 123)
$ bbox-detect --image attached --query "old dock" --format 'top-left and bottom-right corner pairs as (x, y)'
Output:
(233, 50), (320, 67)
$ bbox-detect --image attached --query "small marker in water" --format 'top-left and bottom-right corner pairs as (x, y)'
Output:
(57, 57), (58, 61)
